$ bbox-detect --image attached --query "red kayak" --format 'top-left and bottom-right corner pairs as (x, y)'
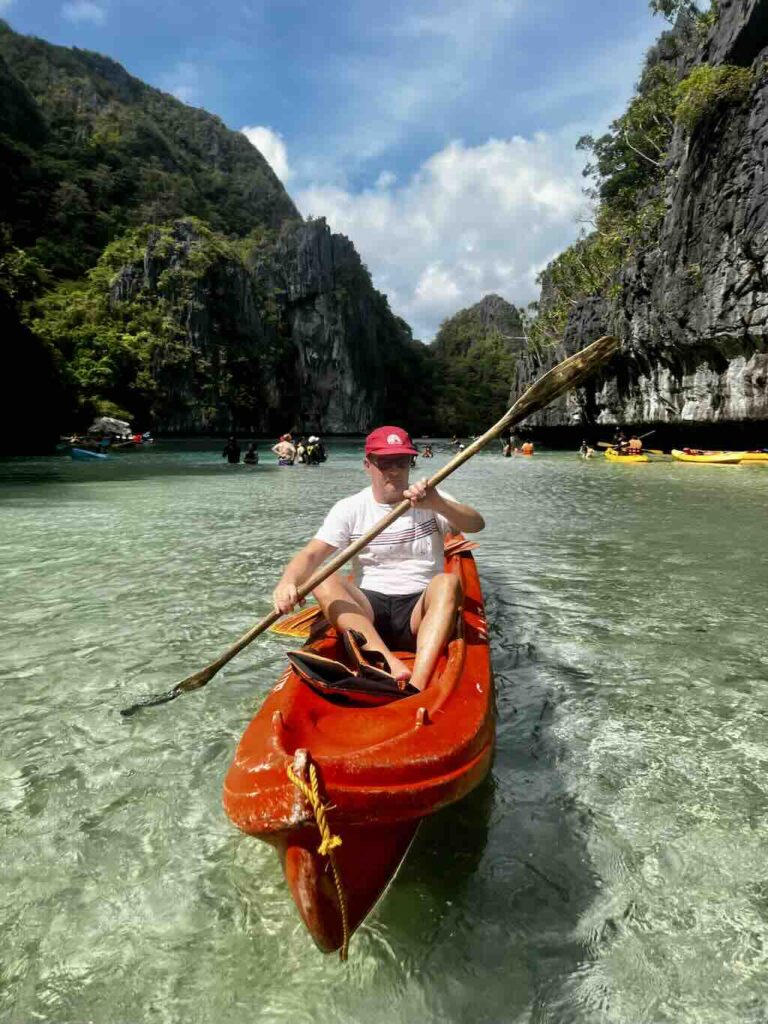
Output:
(222, 536), (495, 955)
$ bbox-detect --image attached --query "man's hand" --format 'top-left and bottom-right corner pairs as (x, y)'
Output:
(403, 481), (485, 533)
(403, 478), (442, 510)
(273, 580), (304, 615)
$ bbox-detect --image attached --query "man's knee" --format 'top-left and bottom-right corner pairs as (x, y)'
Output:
(428, 572), (462, 606)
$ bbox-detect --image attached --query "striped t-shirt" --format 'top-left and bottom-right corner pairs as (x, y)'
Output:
(314, 486), (456, 596)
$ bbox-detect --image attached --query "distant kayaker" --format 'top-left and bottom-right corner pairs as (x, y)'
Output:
(222, 436), (241, 464)
(627, 435), (643, 453)
(244, 443), (259, 465)
(521, 440), (534, 455)
(272, 425), (485, 691)
(272, 435), (296, 465)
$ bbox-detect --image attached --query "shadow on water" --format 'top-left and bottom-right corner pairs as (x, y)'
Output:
(356, 569), (602, 1023)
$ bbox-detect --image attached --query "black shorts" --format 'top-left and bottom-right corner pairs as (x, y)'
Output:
(360, 589), (423, 652)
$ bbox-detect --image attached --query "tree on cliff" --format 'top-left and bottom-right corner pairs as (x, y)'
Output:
(649, 0), (718, 27)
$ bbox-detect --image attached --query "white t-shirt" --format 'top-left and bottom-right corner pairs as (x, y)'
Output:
(314, 486), (457, 596)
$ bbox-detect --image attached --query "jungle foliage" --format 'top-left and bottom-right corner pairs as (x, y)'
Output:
(674, 64), (755, 133)
(430, 298), (526, 435)
(527, 0), (726, 350)
(529, 62), (677, 349)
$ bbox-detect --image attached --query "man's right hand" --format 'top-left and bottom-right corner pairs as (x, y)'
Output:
(273, 580), (303, 615)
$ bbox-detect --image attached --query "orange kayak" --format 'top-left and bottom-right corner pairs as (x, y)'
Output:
(222, 538), (495, 955)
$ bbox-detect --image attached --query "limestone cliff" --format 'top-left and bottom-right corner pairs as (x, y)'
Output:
(76, 216), (427, 435)
(514, 0), (768, 441)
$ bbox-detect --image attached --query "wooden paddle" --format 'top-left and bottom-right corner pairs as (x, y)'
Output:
(597, 430), (656, 452)
(120, 333), (619, 716)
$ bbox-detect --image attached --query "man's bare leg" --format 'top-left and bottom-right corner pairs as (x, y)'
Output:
(408, 573), (463, 691)
(313, 574), (412, 681)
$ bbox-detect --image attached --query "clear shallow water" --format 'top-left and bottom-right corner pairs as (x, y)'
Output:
(2, 442), (768, 1023)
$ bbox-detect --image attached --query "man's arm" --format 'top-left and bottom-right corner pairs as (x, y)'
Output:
(404, 480), (485, 533)
(272, 538), (338, 614)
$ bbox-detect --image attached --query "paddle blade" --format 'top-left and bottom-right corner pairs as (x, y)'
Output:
(269, 604), (325, 638)
(506, 335), (619, 427)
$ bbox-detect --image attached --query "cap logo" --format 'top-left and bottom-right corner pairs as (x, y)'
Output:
(387, 433), (401, 445)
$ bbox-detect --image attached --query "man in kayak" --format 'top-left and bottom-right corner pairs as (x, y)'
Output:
(627, 434), (643, 453)
(272, 425), (484, 691)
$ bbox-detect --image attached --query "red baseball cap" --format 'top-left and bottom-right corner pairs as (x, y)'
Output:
(365, 425), (417, 457)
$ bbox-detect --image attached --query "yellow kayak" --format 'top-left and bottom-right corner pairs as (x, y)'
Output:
(605, 447), (649, 463)
(741, 451), (768, 462)
(671, 449), (745, 464)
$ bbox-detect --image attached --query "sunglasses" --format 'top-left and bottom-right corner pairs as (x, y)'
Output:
(367, 455), (411, 470)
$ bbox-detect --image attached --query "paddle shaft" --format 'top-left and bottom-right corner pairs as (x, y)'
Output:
(598, 430), (656, 450)
(120, 334), (618, 715)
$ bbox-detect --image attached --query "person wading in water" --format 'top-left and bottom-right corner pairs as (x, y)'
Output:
(272, 426), (484, 691)
(272, 434), (296, 465)
(222, 436), (241, 464)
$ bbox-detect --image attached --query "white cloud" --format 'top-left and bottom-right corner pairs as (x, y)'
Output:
(61, 0), (106, 23)
(240, 125), (292, 182)
(375, 171), (397, 190)
(398, 0), (521, 44)
(296, 132), (587, 342)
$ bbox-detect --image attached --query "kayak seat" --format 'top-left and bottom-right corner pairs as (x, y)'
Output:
(286, 649), (418, 708)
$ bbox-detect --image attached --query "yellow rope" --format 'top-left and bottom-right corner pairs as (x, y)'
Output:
(286, 759), (350, 961)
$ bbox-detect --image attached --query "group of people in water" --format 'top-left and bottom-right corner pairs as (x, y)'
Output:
(222, 437), (259, 464)
(270, 433), (328, 466)
(222, 433), (328, 466)
(221, 433), (554, 469)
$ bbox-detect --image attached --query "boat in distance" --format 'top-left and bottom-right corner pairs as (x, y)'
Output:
(671, 448), (745, 464)
(70, 447), (108, 460)
(222, 536), (495, 955)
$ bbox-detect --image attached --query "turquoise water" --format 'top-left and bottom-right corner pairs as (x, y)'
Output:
(2, 442), (768, 1023)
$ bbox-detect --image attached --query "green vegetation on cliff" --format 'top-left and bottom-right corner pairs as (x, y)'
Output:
(430, 295), (525, 435)
(674, 63), (755, 133)
(528, 0), (737, 351)
(27, 220), (274, 428)
(0, 20), (298, 277)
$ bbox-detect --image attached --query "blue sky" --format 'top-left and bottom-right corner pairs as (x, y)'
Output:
(3, 0), (666, 339)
